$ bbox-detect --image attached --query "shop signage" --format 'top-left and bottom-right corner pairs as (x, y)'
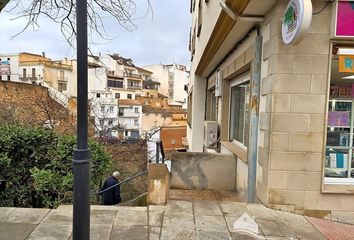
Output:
(281, 0), (312, 45)
(0, 60), (10, 75)
(339, 55), (354, 73)
(335, 1), (354, 37)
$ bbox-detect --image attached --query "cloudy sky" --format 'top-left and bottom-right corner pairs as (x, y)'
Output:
(0, 0), (191, 67)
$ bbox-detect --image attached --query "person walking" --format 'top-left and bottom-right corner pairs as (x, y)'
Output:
(100, 171), (122, 205)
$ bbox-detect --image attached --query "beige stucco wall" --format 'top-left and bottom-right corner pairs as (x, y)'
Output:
(141, 113), (172, 132)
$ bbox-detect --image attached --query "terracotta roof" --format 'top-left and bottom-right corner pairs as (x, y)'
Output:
(118, 99), (142, 106)
(109, 54), (136, 67)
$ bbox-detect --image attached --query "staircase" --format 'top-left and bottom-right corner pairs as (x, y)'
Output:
(42, 81), (69, 109)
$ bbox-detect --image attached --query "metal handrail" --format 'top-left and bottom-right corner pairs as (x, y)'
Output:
(155, 140), (165, 164)
(93, 169), (148, 195)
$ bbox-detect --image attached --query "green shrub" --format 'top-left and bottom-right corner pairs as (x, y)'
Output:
(0, 124), (110, 208)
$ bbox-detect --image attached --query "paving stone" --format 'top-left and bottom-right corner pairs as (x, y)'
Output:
(276, 210), (309, 226)
(149, 205), (165, 213)
(165, 200), (193, 215)
(91, 205), (119, 211)
(276, 221), (298, 239)
(3, 208), (50, 224)
(195, 215), (228, 232)
(291, 223), (325, 240)
(27, 223), (72, 240)
(194, 201), (223, 216)
(114, 209), (147, 226)
(0, 222), (37, 240)
(163, 213), (194, 229)
(220, 202), (250, 218)
(255, 219), (283, 237)
(196, 229), (231, 240)
(91, 209), (117, 226)
(117, 206), (147, 211)
(0, 207), (16, 222)
(148, 226), (161, 240)
(90, 224), (113, 240)
(149, 210), (164, 227)
(247, 204), (278, 220)
(41, 209), (72, 225)
(230, 231), (263, 240)
(160, 226), (196, 240)
(110, 225), (147, 240)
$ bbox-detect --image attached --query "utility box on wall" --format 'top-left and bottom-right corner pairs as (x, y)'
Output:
(204, 121), (218, 149)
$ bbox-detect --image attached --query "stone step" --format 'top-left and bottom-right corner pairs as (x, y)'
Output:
(169, 189), (239, 202)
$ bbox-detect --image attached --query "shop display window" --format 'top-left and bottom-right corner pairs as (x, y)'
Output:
(325, 45), (354, 181)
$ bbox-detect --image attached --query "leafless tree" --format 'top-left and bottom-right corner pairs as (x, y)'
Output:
(0, 0), (152, 45)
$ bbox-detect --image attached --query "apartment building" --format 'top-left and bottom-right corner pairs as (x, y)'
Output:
(0, 52), (74, 96)
(117, 99), (142, 139)
(188, 0), (354, 223)
(143, 64), (189, 108)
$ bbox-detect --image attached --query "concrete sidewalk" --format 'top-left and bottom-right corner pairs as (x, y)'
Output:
(0, 200), (350, 239)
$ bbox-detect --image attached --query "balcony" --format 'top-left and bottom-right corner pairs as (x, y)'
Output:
(124, 72), (142, 78)
(119, 112), (140, 118)
(127, 85), (142, 90)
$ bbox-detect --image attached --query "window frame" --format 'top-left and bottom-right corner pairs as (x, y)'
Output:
(228, 74), (250, 149)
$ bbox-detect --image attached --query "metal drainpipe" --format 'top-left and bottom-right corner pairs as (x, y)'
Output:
(247, 29), (262, 203)
(73, 0), (91, 238)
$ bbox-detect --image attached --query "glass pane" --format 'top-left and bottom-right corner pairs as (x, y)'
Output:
(325, 149), (350, 178)
(230, 83), (249, 147)
(326, 129), (350, 147)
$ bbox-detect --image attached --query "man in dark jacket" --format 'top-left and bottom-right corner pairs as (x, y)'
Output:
(100, 171), (121, 205)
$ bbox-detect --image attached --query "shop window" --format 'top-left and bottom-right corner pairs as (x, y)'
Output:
(229, 78), (250, 147)
(325, 45), (354, 182)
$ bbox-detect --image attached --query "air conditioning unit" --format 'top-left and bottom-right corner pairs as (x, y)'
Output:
(204, 121), (218, 149)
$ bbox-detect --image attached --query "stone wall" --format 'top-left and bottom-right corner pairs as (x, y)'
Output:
(0, 81), (76, 135)
(257, 0), (354, 222)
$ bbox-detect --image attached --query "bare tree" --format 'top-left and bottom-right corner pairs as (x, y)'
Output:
(0, 0), (152, 45)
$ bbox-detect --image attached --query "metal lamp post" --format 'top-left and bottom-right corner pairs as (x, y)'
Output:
(73, 0), (91, 238)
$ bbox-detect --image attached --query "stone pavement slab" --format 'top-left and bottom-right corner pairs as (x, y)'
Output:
(110, 225), (147, 240)
(114, 208), (147, 226)
(27, 223), (72, 240)
(0, 207), (16, 222)
(0, 200), (339, 240)
(194, 201), (223, 216)
(91, 209), (117, 226)
(0, 222), (37, 240)
(2, 208), (50, 224)
(164, 200), (193, 215)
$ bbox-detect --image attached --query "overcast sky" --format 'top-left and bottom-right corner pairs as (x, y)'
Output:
(0, 0), (191, 67)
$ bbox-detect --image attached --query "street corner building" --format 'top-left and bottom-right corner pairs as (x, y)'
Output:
(187, 0), (354, 223)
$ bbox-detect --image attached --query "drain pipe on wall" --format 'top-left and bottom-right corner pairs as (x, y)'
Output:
(247, 27), (262, 203)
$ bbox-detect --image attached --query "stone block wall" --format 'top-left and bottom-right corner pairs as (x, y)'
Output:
(258, 0), (354, 222)
(0, 81), (76, 135)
